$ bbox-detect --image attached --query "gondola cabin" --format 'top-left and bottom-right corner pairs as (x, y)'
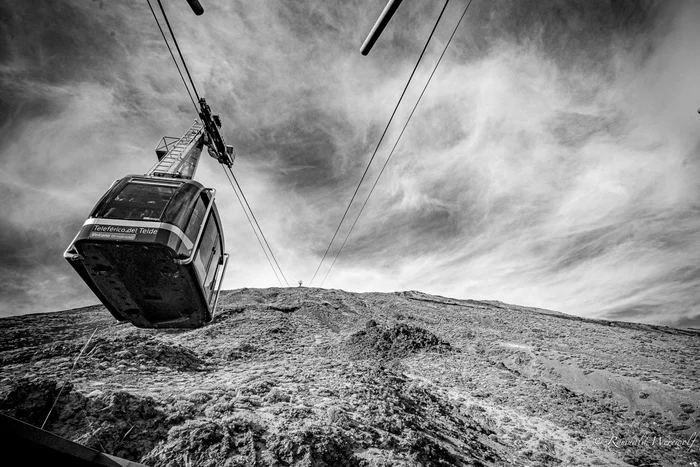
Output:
(64, 175), (229, 328)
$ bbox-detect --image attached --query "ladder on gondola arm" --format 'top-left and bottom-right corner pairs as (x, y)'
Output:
(151, 98), (235, 179)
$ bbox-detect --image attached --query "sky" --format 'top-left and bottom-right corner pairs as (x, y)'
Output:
(0, 0), (699, 327)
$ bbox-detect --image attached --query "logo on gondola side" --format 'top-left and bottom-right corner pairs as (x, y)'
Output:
(88, 225), (159, 241)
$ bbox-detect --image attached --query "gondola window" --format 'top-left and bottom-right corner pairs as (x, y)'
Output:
(100, 183), (177, 221)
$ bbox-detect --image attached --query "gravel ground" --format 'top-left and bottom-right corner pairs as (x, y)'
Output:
(1, 287), (698, 466)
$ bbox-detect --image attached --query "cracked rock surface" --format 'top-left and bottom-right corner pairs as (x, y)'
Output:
(1, 288), (698, 466)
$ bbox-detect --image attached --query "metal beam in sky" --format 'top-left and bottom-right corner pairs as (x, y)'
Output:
(360, 0), (405, 55)
(186, 0), (204, 16)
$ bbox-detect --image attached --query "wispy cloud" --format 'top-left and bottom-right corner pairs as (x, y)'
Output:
(1, 0), (698, 328)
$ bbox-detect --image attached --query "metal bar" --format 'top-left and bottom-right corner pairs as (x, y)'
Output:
(186, 0), (204, 15)
(360, 0), (404, 55)
(209, 253), (229, 321)
(1, 413), (148, 466)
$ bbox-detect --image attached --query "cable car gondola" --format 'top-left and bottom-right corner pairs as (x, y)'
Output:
(63, 2), (271, 327)
(65, 117), (234, 328)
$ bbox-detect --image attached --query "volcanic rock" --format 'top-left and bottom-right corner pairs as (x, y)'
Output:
(1, 288), (698, 466)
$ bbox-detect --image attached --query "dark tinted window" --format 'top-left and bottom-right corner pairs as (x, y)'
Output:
(205, 238), (221, 299)
(90, 179), (125, 218)
(198, 216), (217, 272)
(197, 214), (222, 300)
(97, 182), (179, 221)
(162, 183), (200, 229)
(185, 196), (207, 241)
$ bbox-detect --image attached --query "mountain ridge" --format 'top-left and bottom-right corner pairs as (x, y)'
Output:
(1, 287), (698, 466)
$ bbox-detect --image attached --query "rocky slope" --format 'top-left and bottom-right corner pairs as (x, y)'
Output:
(0, 288), (698, 466)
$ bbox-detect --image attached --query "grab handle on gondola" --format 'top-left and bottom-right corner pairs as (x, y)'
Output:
(175, 188), (216, 265)
(209, 253), (229, 321)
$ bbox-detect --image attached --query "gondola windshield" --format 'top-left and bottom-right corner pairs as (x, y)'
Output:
(97, 182), (180, 221)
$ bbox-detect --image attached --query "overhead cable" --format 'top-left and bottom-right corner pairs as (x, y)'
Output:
(146, 0), (288, 287)
(222, 167), (284, 286)
(155, 0), (202, 102)
(224, 167), (290, 287)
(320, 0), (474, 287)
(145, 0), (199, 114)
(42, 327), (100, 429)
(308, 0), (451, 286)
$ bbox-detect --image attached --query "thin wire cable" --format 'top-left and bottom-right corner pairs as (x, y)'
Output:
(146, 0), (199, 115)
(225, 166), (290, 286)
(156, 0), (201, 103)
(222, 167), (284, 286)
(42, 327), (99, 429)
(227, 166), (289, 286)
(320, 0), (473, 287)
(148, 0), (288, 287)
(222, 167), (282, 286)
(309, 0), (451, 286)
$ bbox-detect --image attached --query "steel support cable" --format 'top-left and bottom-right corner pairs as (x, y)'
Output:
(222, 167), (282, 286)
(308, 0), (451, 287)
(222, 167), (284, 286)
(320, 0), (473, 287)
(42, 327), (100, 429)
(225, 166), (290, 287)
(147, 1), (289, 287)
(146, 0), (199, 115)
(155, 0), (201, 103)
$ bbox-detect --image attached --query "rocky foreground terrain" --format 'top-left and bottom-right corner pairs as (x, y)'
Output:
(0, 288), (698, 466)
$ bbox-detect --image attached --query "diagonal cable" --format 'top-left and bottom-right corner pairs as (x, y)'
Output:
(222, 167), (283, 286)
(156, 0), (201, 103)
(308, 0), (451, 286)
(320, 0), (474, 287)
(225, 166), (290, 286)
(146, 0), (199, 115)
(42, 327), (99, 429)
(147, 0), (288, 287)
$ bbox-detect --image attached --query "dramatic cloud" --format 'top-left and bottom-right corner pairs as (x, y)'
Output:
(1, 0), (698, 327)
